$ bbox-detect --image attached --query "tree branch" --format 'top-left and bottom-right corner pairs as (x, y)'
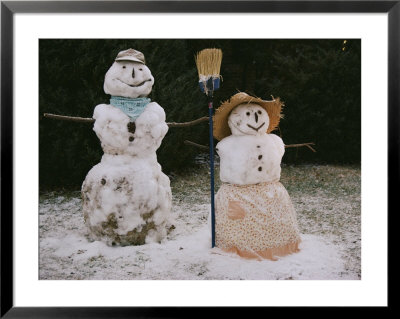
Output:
(167, 116), (209, 127)
(43, 113), (95, 123)
(185, 140), (316, 152)
(284, 142), (316, 152)
(184, 140), (209, 151)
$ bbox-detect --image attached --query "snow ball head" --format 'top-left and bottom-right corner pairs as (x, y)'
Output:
(103, 61), (154, 98)
(228, 103), (270, 137)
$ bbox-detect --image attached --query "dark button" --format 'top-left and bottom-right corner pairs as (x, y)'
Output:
(129, 136), (134, 142)
(258, 155), (262, 160)
(258, 167), (262, 171)
(101, 178), (106, 185)
(257, 145), (260, 148)
(127, 122), (136, 134)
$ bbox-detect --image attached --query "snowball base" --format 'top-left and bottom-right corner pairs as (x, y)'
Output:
(82, 155), (172, 246)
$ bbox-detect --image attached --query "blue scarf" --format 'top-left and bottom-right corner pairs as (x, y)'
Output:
(110, 96), (151, 121)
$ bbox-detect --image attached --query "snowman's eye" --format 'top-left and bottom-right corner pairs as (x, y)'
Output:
(246, 112), (250, 116)
(122, 66), (126, 69)
(257, 110), (262, 114)
(139, 68), (143, 71)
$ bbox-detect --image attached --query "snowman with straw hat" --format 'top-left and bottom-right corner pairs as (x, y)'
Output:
(212, 92), (301, 260)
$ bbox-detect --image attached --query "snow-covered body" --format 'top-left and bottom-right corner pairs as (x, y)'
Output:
(92, 102), (167, 157)
(217, 133), (284, 185)
(82, 49), (172, 246)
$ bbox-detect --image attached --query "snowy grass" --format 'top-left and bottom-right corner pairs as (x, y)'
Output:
(39, 163), (360, 280)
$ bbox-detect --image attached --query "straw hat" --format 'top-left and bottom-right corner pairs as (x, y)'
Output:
(213, 92), (283, 141)
(115, 48), (146, 64)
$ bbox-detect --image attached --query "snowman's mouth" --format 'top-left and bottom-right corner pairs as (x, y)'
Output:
(247, 122), (265, 132)
(117, 79), (152, 88)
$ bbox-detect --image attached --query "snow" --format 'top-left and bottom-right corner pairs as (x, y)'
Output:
(93, 102), (168, 157)
(228, 103), (270, 137)
(217, 134), (283, 185)
(39, 177), (358, 280)
(103, 60), (154, 98)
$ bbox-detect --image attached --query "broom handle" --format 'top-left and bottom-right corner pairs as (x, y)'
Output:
(208, 101), (216, 248)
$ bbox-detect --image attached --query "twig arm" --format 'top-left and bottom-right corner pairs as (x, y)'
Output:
(168, 116), (209, 127)
(43, 113), (95, 123)
(185, 140), (316, 152)
(284, 142), (316, 152)
(184, 140), (209, 150)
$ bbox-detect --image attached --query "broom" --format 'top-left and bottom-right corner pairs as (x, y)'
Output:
(195, 48), (223, 248)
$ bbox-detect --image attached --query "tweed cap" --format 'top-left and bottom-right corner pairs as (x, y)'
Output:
(213, 92), (283, 141)
(115, 48), (146, 64)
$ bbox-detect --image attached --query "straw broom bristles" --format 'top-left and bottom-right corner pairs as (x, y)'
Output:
(195, 48), (223, 80)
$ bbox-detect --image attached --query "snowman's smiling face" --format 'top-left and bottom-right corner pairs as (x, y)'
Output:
(228, 103), (270, 136)
(103, 61), (154, 98)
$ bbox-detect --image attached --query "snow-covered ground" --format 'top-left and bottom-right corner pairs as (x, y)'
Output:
(39, 164), (361, 280)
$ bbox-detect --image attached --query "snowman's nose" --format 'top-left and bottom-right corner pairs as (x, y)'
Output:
(254, 112), (259, 123)
(132, 68), (135, 79)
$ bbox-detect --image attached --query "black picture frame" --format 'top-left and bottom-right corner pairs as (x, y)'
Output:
(1, 1), (395, 317)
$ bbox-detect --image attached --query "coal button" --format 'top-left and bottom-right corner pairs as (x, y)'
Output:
(127, 122), (136, 134)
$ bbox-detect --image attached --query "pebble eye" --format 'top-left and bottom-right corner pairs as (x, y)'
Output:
(246, 112), (250, 116)
(257, 110), (262, 114)
(122, 66), (126, 69)
(139, 68), (143, 71)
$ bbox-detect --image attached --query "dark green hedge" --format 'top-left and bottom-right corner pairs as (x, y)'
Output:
(39, 39), (360, 189)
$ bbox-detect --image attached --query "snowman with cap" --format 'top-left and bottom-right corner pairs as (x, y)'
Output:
(82, 48), (172, 246)
(213, 92), (301, 260)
